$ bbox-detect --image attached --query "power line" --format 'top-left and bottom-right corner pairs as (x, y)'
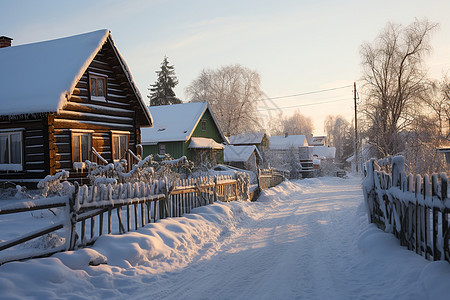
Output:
(257, 97), (350, 111)
(256, 85), (352, 102)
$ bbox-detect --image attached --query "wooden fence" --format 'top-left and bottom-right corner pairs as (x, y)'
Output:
(258, 168), (286, 190)
(363, 156), (450, 262)
(0, 175), (242, 265)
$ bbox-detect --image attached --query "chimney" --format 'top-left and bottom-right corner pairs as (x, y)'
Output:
(0, 36), (13, 48)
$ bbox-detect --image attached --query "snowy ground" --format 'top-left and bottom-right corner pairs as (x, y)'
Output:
(1, 175), (450, 299)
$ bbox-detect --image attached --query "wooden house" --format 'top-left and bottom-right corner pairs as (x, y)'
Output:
(141, 102), (227, 167)
(268, 134), (314, 177)
(307, 135), (327, 146)
(0, 30), (152, 186)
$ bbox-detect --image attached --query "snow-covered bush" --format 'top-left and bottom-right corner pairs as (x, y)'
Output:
(85, 154), (193, 185)
(235, 172), (250, 201)
(318, 160), (340, 177)
(37, 171), (73, 197)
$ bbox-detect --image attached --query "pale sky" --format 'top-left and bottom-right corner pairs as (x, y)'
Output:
(2, 0), (449, 135)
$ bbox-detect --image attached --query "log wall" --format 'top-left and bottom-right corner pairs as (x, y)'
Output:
(53, 39), (142, 175)
(0, 117), (48, 183)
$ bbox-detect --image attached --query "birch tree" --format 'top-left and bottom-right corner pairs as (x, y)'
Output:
(185, 64), (263, 136)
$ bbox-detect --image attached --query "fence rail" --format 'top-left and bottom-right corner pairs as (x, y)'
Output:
(363, 156), (450, 262)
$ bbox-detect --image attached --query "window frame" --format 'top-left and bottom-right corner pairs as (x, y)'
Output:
(201, 120), (207, 132)
(111, 131), (130, 162)
(71, 130), (92, 165)
(89, 72), (108, 102)
(159, 143), (166, 155)
(0, 128), (24, 171)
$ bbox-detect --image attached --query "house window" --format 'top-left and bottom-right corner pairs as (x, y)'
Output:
(0, 130), (23, 171)
(89, 73), (107, 101)
(201, 120), (207, 131)
(112, 133), (129, 161)
(72, 132), (91, 163)
(159, 144), (166, 155)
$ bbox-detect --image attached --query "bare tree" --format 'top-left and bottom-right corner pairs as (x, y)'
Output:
(185, 64), (263, 136)
(324, 115), (353, 163)
(360, 19), (438, 157)
(270, 110), (314, 137)
(425, 76), (450, 140)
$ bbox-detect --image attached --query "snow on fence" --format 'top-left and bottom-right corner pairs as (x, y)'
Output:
(363, 156), (450, 262)
(0, 174), (246, 265)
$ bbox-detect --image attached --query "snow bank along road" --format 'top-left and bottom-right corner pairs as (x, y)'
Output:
(1, 176), (450, 299)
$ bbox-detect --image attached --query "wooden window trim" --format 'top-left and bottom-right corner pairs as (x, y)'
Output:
(0, 130), (23, 171)
(201, 120), (207, 132)
(159, 143), (166, 155)
(88, 73), (108, 102)
(71, 131), (92, 164)
(111, 132), (130, 161)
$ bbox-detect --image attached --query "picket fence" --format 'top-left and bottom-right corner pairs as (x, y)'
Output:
(0, 174), (248, 265)
(363, 156), (450, 262)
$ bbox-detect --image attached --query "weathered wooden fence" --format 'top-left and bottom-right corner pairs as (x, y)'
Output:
(363, 156), (450, 262)
(258, 168), (286, 190)
(0, 174), (243, 265)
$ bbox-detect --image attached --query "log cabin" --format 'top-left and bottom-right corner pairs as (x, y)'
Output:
(0, 30), (152, 186)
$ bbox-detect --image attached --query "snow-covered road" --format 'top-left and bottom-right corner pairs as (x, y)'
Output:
(1, 176), (450, 299)
(139, 178), (365, 299)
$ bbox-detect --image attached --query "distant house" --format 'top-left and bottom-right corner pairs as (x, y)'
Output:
(437, 148), (450, 164)
(0, 30), (152, 186)
(269, 134), (309, 155)
(228, 132), (268, 150)
(140, 102), (227, 167)
(308, 135), (327, 146)
(310, 146), (336, 170)
(228, 131), (269, 164)
(268, 134), (315, 176)
(224, 145), (262, 173)
(346, 144), (376, 173)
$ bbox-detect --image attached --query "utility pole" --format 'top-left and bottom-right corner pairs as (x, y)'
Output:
(354, 82), (358, 173)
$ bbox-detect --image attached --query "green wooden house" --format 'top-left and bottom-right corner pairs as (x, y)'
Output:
(141, 102), (227, 166)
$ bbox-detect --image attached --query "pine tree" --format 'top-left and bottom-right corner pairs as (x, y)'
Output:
(148, 56), (181, 106)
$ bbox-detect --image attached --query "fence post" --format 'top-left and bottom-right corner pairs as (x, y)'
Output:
(213, 176), (218, 203)
(431, 174), (439, 260)
(442, 173), (449, 261)
(67, 182), (79, 251)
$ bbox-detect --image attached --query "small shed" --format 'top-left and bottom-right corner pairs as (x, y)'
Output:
(224, 145), (262, 173)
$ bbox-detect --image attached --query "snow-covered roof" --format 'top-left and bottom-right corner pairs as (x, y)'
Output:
(269, 135), (308, 150)
(224, 145), (262, 162)
(0, 30), (151, 125)
(228, 132), (265, 145)
(310, 146), (336, 159)
(188, 137), (224, 150)
(141, 102), (226, 144)
(308, 136), (327, 146)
